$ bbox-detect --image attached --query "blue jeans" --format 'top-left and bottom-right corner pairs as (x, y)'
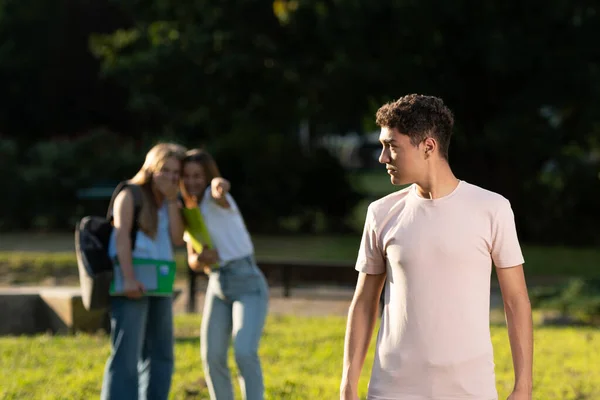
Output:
(101, 296), (174, 400)
(201, 256), (269, 400)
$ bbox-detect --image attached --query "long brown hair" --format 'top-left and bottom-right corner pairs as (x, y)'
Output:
(129, 142), (186, 238)
(181, 149), (222, 204)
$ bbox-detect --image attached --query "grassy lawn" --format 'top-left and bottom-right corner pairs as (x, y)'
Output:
(1, 233), (599, 284)
(1, 314), (598, 399)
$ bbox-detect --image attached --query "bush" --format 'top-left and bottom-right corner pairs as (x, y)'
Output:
(210, 131), (363, 234)
(0, 129), (142, 231)
(0, 139), (21, 229)
(530, 278), (600, 325)
(3, 129), (363, 234)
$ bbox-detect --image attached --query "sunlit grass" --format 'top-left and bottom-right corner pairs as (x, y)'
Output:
(1, 315), (599, 399)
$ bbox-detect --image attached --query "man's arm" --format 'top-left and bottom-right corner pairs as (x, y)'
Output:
(497, 265), (533, 399)
(340, 271), (386, 400)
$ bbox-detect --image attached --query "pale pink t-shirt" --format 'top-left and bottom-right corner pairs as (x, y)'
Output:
(356, 180), (524, 400)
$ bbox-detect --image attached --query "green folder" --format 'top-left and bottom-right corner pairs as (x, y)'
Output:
(110, 258), (177, 296)
(181, 207), (219, 269)
(181, 207), (213, 251)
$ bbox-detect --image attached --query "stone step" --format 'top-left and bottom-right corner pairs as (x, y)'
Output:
(0, 286), (182, 336)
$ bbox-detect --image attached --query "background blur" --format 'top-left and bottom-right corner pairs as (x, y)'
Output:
(2, 2), (600, 399)
(1, 0), (599, 246)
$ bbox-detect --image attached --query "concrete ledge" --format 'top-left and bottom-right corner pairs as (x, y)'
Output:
(39, 287), (110, 334)
(0, 288), (48, 335)
(0, 287), (182, 336)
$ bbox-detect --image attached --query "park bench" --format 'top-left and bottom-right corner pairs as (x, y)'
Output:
(76, 181), (120, 200)
(77, 182), (364, 313)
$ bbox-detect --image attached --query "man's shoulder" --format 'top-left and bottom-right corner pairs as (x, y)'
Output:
(368, 185), (413, 216)
(460, 181), (511, 209)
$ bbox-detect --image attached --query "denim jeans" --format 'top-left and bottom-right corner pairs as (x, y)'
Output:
(201, 255), (269, 400)
(101, 295), (174, 400)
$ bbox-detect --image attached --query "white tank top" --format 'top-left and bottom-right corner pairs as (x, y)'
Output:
(198, 188), (254, 263)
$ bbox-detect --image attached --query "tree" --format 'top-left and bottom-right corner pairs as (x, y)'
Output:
(0, 0), (132, 142)
(91, 0), (600, 243)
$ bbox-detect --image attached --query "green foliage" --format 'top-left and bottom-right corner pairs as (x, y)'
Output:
(1, 315), (599, 399)
(0, 140), (20, 230)
(0, 126), (361, 233)
(530, 278), (600, 324)
(0, 131), (142, 230)
(88, 0), (297, 139)
(2, 0), (600, 244)
(89, 0), (600, 245)
(0, 0), (131, 139)
(211, 132), (362, 234)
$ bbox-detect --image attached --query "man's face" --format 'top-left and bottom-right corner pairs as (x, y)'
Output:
(378, 127), (425, 186)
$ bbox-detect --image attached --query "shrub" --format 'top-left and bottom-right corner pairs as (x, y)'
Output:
(530, 278), (600, 325)
(3, 129), (363, 234)
(211, 130), (363, 234)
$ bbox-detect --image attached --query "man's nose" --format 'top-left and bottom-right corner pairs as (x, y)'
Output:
(379, 148), (390, 164)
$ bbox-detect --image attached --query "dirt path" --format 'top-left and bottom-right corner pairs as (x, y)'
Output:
(172, 283), (505, 317)
(172, 284), (355, 317)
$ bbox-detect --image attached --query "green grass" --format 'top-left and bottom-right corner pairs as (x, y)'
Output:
(1, 315), (598, 399)
(1, 234), (599, 284)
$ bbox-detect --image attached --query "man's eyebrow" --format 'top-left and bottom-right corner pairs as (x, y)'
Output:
(381, 138), (395, 144)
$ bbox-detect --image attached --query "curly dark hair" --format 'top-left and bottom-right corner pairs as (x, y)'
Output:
(375, 94), (455, 160)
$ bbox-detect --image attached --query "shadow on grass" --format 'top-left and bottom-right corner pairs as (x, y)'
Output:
(180, 378), (208, 399)
(175, 336), (200, 345)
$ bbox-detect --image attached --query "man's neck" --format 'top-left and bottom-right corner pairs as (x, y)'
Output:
(415, 162), (459, 200)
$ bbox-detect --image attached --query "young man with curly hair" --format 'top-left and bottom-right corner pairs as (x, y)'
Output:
(340, 94), (533, 400)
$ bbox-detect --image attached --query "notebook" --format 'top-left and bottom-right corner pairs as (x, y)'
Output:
(110, 258), (176, 296)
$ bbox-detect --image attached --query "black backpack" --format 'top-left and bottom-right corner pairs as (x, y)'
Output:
(75, 181), (143, 311)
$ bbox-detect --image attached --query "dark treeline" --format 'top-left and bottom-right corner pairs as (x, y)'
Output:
(1, 0), (599, 245)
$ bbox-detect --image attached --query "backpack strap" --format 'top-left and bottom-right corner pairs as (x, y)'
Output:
(106, 181), (144, 250)
(128, 184), (143, 250)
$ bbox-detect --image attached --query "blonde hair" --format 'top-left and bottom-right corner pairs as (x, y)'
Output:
(129, 142), (187, 238)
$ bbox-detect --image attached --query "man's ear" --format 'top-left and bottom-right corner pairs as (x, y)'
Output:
(424, 137), (436, 157)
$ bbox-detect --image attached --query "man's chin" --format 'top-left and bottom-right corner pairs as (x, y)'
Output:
(390, 176), (409, 186)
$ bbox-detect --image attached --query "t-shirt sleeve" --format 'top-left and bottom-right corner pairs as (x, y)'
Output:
(490, 198), (525, 268)
(355, 204), (386, 275)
